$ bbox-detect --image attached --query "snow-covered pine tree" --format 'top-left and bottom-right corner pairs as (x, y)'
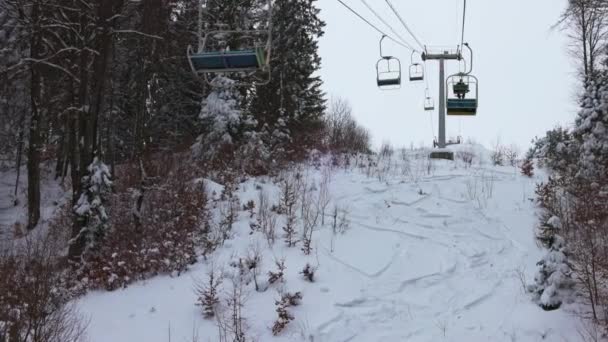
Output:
(249, 0), (326, 157)
(527, 231), (573, 311)
(72, 157), (113, 253)
(528, 126), (574, 173)
(572, 73), (608, 187)
(194, 76), (246, 162)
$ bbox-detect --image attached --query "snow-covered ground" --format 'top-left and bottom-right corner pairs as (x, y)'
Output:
(77, 146), (580, 342)
(0, 164), (67, 241)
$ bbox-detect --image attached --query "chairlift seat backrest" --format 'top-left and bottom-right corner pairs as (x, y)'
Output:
(409, 63), (424, 82)
(376, 55), (401, 90)
(190, 47), (266, 72)
(377, 78), (401, 87)
(447, 99), (477, 115)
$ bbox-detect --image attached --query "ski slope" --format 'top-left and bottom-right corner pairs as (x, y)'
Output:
(78, 147), (580, 342)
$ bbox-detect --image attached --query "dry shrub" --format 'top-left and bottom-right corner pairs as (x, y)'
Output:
(75, 156), (207, 291)
(324, 97), (371, 154)
(456, 150), (474, 167)
(0, 237), (88, 342)
(379, 141), (394, 158)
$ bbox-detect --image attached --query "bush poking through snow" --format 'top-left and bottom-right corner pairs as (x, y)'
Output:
(300, 176), (320, 256)
(279, 173), (299, 247)
(272, 291), (302, 335)
(217, 278), (248, 342)
(245, 245), (263, 292)
(0, 237), (88, 341)
(456, 150), (474, 168)
(243, 200), (255, 218)
(268, 259), (287, 285)
(505, 145), (520, 167)
(74, 160), (206, 291)
(300, 263), (316, 282)
(527, 234), (573, 311)
(255, 190), (277, 246)
(195, 269), (222, 318)
(521, 158), (534, 177)
(218, 173), (240, 242)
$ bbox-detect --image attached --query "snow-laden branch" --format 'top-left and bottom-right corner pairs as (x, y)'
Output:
(112, 30), (163, 40)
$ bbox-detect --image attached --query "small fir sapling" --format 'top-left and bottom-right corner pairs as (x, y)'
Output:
(195, 270), (222, 318)
(256, 190), (277, 245)
(218, 176), (240, 242)
(272, 291), (302, 335)
(268, 259), (287, 285)
(243, 200), (255, 218)
(300, 263), (316, 282)
(226, 279), (247, 342)
(300, 179), (320, 255)
(521, 158), (534, 177)
(280, 175), (299, 247)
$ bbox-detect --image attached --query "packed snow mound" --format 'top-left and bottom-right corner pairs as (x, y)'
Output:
(78, 150), (579, 342)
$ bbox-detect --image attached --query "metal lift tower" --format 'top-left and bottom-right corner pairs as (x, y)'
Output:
(422, 47), (462, 160)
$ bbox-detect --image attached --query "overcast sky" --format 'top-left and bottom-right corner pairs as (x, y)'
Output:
(317, 0), (578, 149)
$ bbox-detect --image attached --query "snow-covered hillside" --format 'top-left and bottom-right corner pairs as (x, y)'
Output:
(77, 146), (580, 342)
(0, 164), (67, 241)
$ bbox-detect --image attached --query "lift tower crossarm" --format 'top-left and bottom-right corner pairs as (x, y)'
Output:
(421, 52), (461, 61)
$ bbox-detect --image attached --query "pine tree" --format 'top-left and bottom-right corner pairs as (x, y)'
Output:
(71, 158), (113, 255)
(194, 76), (245, 162)
(249, 0), (326, 156)
(573, 74), (608, 186)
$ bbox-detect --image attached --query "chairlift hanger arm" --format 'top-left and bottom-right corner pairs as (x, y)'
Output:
(463, 43), (473, 74)
(379, 35), (391, 58)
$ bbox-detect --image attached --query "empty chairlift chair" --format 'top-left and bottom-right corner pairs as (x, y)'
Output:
(424, 89), (435, 111)
(409, 52), (424, 82)
(446, 74), (478, 116)
(376, 57), (402, 89)
(376, 35), (402, 90)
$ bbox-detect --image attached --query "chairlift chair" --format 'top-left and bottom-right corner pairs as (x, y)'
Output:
(446, 73), (478, 116)
(376, 35), (402, 90)
(376, 58), (402, 89)
(424, 89), (435, 111)
(186, 0), (273, 86)
(409, 52), (424, 82)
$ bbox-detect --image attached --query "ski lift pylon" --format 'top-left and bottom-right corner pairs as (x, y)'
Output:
(186, 0), (273, 86)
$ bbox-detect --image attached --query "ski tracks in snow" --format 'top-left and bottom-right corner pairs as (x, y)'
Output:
(315, 167), (531, 341)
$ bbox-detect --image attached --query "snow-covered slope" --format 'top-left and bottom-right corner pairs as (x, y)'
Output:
(0, 164), (67, 240)
(78, 147), (580, 342)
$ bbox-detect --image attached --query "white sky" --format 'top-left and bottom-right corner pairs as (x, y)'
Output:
(318, 0), (578, 149)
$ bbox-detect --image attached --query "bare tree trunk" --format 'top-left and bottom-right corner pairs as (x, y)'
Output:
(68, 11), (93, 260)
(14, 109), (26, 205)
(27, 2), (42, 230)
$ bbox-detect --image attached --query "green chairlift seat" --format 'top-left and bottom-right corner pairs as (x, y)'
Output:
(189, 47), (267, 73)
(447, 99), (477, 116)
